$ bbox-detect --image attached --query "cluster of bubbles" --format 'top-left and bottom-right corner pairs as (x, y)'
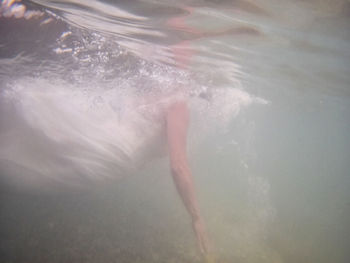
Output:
(0, 0), (43, 19)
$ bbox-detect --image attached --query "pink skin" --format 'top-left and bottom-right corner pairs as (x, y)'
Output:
(166, 6), (211, 255)
(166, 101), (210, 254)
(168, 5), (260, 68)
(167, 7), (199, 69)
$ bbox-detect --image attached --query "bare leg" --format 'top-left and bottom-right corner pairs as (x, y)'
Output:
(166, 101), (210, 255)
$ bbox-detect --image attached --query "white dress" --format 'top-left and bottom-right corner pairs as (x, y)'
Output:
(0, 80), (182, 190)
(0, 77), (261, 191)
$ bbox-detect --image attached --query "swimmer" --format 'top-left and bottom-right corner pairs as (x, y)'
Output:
(0, 1), (212, 259)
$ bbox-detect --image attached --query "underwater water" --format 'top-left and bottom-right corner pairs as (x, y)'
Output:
(0, 0), (349, 262)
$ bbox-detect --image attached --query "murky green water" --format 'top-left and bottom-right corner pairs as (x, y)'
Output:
(0, 0), (349, 262)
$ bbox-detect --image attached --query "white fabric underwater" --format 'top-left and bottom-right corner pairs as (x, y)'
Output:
(0, 76), (266, 190)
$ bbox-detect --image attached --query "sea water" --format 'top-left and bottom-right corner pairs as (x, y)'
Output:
(0, 0), (349, 262)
